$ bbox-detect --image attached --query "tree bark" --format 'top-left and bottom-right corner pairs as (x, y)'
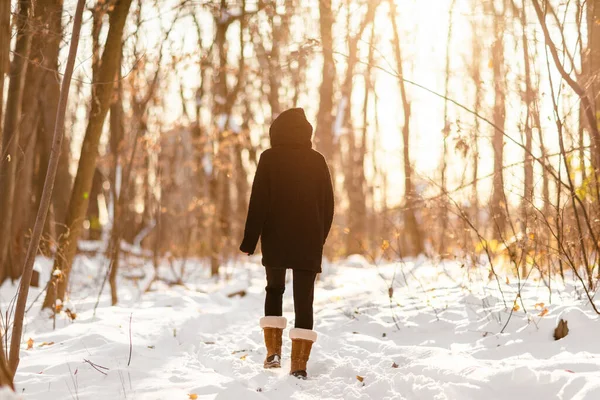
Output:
(8, 0), (85, 374)
(42, 0), (133, 310)
(0, 0), (33, 282)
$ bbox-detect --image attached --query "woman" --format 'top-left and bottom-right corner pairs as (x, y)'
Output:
(240, 108), (334, 379)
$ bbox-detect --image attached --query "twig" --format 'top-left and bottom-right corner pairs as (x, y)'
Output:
(83, 359), (108, 375)
(127, 313), (132, 367)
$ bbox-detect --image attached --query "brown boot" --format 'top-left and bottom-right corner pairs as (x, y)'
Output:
(260, 316), (287, 368)
(289, 328), (317, 379)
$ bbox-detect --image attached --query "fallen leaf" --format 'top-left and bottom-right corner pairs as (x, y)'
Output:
(240, 355), (247, 360)
(535, 302), (545, 310)
(538, 308), (549, 317)
(356, 375), (364, 382)
(554, 319), (569, 340)
(391, 362), (398, 368)
(27, 338), (34, 350)
(39, 342), (55, 347)
(66, 309), (77, 321)
(188, 395), (198, 400)
(147, 345), (155, 349)
(512, 302), (520, 312)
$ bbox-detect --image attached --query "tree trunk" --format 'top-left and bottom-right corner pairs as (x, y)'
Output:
(588, 0), (600, 175)
(0, 338), (14, 390)
(469, 13), (482, 230)
(389, 0), (424, 256)
(0, 0), (10, 145)
(8, 0), (85, 374)
(0, 0), (33, 282)
(439, 0), (457, 255)
(315, 0), (336, 161)
(42, 0), (133, 310)
(341, 1), (377, 255)
(209, 1), (249, 277)
(13, 0), (71, 266)
(515, 0), (534, 277)
(489, 0), (507, 240)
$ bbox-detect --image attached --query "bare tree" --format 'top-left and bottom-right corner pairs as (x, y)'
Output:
(389, 0), (424, 255)
(8, 0), (85, 375)
(486, 0), (508, 240)
(42, 0), (134, 310)
(0, 0), (10, 150)
(0, 0), (33, 282)
(439, 0), (457, 254)
(0, 337), (13, 390)
(339, 0), (379, 254)
(315, 0), (336, 161)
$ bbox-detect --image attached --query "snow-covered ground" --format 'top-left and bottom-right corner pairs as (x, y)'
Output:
(2, 253), (600, 399)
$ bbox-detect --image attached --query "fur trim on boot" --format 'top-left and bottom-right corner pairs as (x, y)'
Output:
(289, 328), (317, 379)
(261, 317), (287, 368)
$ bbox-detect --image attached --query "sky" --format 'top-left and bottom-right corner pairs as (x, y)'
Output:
(57, 0), (582, 210)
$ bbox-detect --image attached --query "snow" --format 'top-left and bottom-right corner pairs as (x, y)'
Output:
(2, 255), (600, 399)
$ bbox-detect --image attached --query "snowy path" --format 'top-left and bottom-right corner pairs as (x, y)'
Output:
(4, 256), (600, 399)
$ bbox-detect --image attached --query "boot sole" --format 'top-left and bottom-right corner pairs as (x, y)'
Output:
(264, 362), (281, 369)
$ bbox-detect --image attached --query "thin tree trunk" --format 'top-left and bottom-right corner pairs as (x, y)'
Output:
(8, 0), (85, 374)
(0, 338), (13, 390)
(14, 0), (70, 264)
(587, 0), (600, 176)
(340, 1), (378, 255)
(439, 0), (457, 254)
(0, 0), (33, 281)
(0, 0), (10, 148)
(108, 49), (125, 306)
(516, 0), (534, 277)
(389, 0), (424, 255)
(315, 0), (336, 162)
(488, 0), (507, 240)
(42, 0), (133, 310)
(469, 14), (482, 230)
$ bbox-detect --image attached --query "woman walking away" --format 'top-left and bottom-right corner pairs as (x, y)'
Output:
(240, 108), (334, 379)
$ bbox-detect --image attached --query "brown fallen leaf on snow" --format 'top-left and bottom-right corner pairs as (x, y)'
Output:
(538, 308), (549, 317)
(554, 319), (569, 340)
(39, 341), (55, 347)
(356, 375), (364, 382)
(188, 394), (198, 399)
(27, 338), (34, 350)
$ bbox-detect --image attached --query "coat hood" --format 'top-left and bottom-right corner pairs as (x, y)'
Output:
(269, 108), (313, 148)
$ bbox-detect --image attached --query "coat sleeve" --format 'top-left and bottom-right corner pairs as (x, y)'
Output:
(323, 161), (334, 244)
(240, 153), (270, 254)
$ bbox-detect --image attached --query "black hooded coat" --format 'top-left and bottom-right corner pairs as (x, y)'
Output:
(239, 108), (334, 272)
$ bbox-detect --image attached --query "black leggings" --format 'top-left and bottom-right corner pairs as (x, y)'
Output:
(264, 268), (317, 330)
